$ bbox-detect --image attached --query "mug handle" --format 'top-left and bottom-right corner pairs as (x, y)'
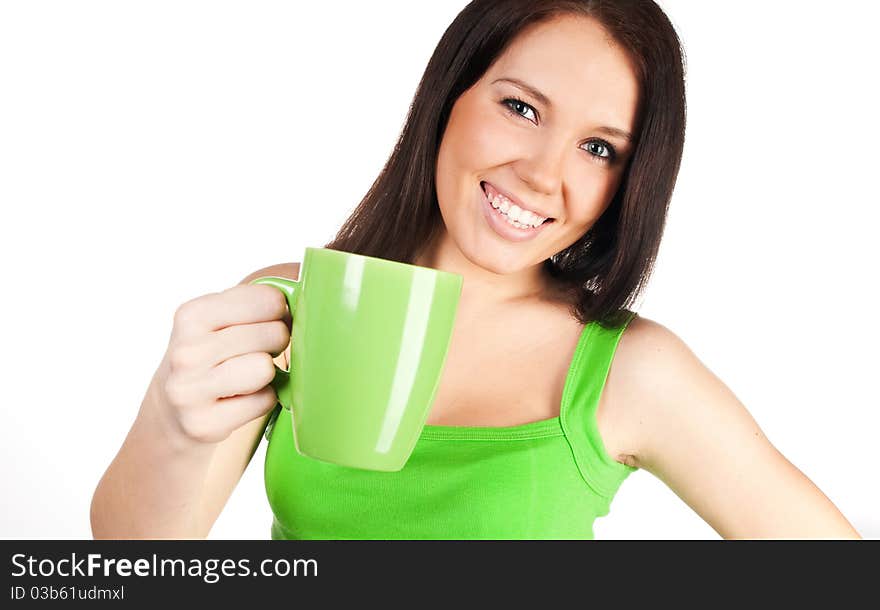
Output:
(249, 276), (301, 439)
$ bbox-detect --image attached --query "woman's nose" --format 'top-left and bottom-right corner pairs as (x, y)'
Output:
(513, 140), (566, 196)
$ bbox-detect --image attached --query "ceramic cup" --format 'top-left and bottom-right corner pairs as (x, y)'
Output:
(250, 247), (462, 471)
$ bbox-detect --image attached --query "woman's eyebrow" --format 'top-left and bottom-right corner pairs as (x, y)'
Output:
(492, 76), (633, 143)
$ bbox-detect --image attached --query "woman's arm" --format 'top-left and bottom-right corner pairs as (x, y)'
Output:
(90, 363), (221, 539)
(90, 263), (296, 539)
(621, 318), (861, 540)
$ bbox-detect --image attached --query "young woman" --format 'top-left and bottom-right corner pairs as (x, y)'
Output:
(91, 0), (861, 539)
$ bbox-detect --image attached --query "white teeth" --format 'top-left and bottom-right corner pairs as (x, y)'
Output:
(487, 191), (545, 228)
(489, 185), (546, 229)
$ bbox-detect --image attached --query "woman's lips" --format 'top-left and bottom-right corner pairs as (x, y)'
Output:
(481, 181), (553, 221)
(479, 182), (553, 243)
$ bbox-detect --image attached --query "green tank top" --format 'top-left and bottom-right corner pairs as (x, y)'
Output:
(262, 310), (639, 539)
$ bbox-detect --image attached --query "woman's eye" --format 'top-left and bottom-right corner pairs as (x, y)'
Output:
(502, 97), (537, 123)
(583, 140), (616, 163)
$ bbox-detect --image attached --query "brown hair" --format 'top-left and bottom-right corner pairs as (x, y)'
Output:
(324, 0), (687, 328)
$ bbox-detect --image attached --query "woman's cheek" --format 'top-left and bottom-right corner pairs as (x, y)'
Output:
(573, 173), (618, 214)
(465, 116), (505, 162)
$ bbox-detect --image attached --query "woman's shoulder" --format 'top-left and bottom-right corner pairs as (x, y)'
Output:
(598, 313), (687, 467)
(607, 313), (728, 469)
(239, 261), (301, 285)
(615, 314), (693, 382)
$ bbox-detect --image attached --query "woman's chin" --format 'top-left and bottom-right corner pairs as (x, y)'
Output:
(466, 249), (529, 276)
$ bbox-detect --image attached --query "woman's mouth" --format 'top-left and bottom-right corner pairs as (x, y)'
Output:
(479, 181), (555, 242)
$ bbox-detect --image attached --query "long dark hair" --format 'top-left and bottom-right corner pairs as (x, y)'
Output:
(324, 0), (687, 329)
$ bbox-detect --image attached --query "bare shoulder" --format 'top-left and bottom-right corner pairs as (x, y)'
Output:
(611, 313), (752, 469)
(239, 262), (301, 285)
(608, 314), (862, 538)
(618, 313), (680, 352)
(601, 314), (705, 468)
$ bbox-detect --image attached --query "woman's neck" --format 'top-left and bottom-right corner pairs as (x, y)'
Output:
(412, 228), (569, 311)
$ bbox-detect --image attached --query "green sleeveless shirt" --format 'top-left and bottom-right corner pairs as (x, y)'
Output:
(262, 310), (639, 539)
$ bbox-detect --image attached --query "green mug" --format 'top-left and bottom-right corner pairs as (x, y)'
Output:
(250, 247), (462, 471)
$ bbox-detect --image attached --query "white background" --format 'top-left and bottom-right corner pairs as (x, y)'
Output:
(1, 0), (877, 540)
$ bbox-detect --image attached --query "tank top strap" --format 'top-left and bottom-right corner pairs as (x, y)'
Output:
(560, 309), (639, 499)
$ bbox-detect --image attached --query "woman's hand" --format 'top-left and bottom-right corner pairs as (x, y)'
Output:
(155, 284), (292, 446)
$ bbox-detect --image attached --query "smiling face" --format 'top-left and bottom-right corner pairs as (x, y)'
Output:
(432, 13), (641, 279)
